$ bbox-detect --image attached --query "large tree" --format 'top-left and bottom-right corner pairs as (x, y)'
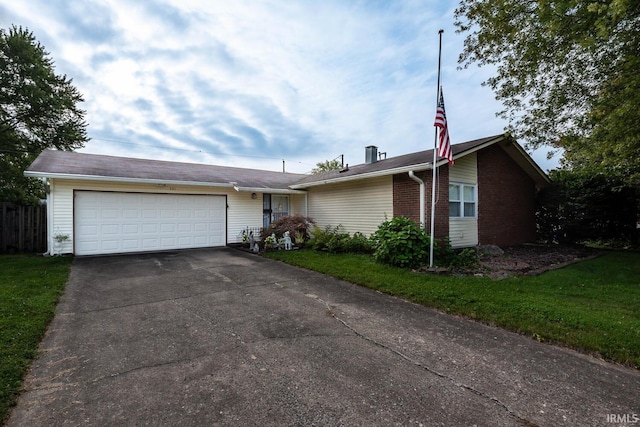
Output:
(1, 25), (88, 204)
(455, 0), (640, 186)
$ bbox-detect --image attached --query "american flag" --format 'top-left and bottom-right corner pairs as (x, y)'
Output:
(434, 88), (453, 165)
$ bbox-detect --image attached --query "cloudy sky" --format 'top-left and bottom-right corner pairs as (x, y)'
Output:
(2, 1), (559, 174)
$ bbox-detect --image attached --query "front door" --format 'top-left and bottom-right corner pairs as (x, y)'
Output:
(263, 194), (289, 228)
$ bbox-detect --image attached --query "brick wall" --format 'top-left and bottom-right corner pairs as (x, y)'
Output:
(392, 168), (449, 239)
(477, 144), (537, 246)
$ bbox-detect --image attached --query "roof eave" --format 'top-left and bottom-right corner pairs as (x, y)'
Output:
(234, 186), (307, 195)
(290, 162), (434, 189)
(24, 171), (236, 189)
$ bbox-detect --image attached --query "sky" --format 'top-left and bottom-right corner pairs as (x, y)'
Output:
(2, 0), (560, 174)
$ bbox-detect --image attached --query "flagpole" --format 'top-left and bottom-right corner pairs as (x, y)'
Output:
(429, 29), (444, 269)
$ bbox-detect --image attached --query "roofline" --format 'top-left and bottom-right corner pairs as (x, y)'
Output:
(291, 134), (550, 189)
(453, 134), (505, 160)
(290, 162), (434, 189)
(24, 171), (302, 192)
(234, 186), (307, 195)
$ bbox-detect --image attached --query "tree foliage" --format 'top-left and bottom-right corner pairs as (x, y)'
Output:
(536, 168), (638, 244)
(1, 25), (88, 204)
(311, 159), (342, 174)
(455, 0), (640, 186)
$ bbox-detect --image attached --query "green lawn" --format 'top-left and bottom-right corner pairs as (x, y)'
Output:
(0, 254), (72, 423)
(264, 250), (640, 369)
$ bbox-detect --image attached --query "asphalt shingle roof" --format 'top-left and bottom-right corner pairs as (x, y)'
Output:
(26, 134), (548, 190)
(26, 150), (306, 190)
(293, 134), (504, 186)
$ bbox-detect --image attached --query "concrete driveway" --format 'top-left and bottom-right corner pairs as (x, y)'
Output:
(7, 248), (639, 426)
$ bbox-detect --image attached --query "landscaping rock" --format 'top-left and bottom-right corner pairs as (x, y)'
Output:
(476, 244), (504, 256)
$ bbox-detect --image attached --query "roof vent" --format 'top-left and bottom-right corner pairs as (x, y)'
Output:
(365, 146), (378, 164)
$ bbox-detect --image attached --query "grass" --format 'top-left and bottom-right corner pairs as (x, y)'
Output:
(0, 254), (72, 423)
(264, 250), (640, 369)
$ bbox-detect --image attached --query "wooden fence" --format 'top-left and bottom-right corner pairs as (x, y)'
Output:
(0, 202), (47, 254)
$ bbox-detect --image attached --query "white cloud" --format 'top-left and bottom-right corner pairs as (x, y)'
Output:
(1, 0), (560, 173)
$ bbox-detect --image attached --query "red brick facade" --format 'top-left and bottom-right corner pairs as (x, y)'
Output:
(390, 145), (539, 246)
(392, 168), (449, 239)
(477, 145), (537, 246)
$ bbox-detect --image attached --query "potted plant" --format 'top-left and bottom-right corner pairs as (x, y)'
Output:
(53, 233), (69, 247)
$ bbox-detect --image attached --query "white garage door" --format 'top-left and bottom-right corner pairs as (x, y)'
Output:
(74, 191), (226, 255)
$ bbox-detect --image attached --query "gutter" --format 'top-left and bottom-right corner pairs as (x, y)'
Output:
(290, 162), (434, 189)
(23, 171), (237, 188)
(232, 186), (307, 195)
(23, 171), (306, 194)
(408, 171), (425, 228)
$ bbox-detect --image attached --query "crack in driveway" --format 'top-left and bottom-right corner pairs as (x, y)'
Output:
(311, 294), (539, 427)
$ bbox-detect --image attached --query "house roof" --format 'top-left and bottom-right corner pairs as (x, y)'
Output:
(25, 133), (550, 192)
(291, 134), (550, 189)
(25, 150), (306, 193)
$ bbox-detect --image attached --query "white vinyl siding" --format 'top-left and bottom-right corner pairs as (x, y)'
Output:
(290, 194), (306, 217)
(307, 176), (393, 236)
(47, 179), (269, 254)
(448, 153), (478, 247)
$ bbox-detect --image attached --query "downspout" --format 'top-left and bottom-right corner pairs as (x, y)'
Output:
(408, 171), (425, 229)
(45, 178), (53, 256)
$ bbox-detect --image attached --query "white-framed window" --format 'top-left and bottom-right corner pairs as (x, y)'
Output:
(449, 183), (476, 218)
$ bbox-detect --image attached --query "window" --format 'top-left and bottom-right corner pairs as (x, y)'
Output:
(272, 195), (289, 222)
(449, 183), (476, 218)
(263, 194), (289, 228)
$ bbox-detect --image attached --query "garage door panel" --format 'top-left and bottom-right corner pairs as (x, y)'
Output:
(123, 209), (139, 219)
(122, 239), (140, 250)
(75, 192), (226, 255)
(142, 224), (157, 233)
(101, 240), (119, 251)
(143, 238), (158, 248)
(122, 224), (139, 234)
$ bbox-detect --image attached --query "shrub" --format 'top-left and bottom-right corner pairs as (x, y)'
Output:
(263, 214), (316, 242)
(307, 226), (373, 254)
(346, 232), (374, 254)
(536, 169), (638, 244)
(308, 225), (351, 253)
(370, 217), (430, 269)
(449, 248), (479, 269)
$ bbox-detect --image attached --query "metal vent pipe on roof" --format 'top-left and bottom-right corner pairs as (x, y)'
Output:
(365, 146), (378, 164)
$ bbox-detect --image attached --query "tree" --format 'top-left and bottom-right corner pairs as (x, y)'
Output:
(454, 0), (640, 187)
(1, 25), (88, 204)
(310, 159), (342, 174)
(536, 168), (637, 244)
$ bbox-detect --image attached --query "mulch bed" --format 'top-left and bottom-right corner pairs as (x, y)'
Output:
(459, 244), (601, 279)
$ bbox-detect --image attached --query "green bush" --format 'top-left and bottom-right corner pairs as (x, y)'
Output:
(308, 225), (351, 253)
(308, 226), (373, 254)
(370, 217), (430, 269)
(536, 169), (638, 244)
(346, 232), (373, 254)
(449, 248), (479, 269)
